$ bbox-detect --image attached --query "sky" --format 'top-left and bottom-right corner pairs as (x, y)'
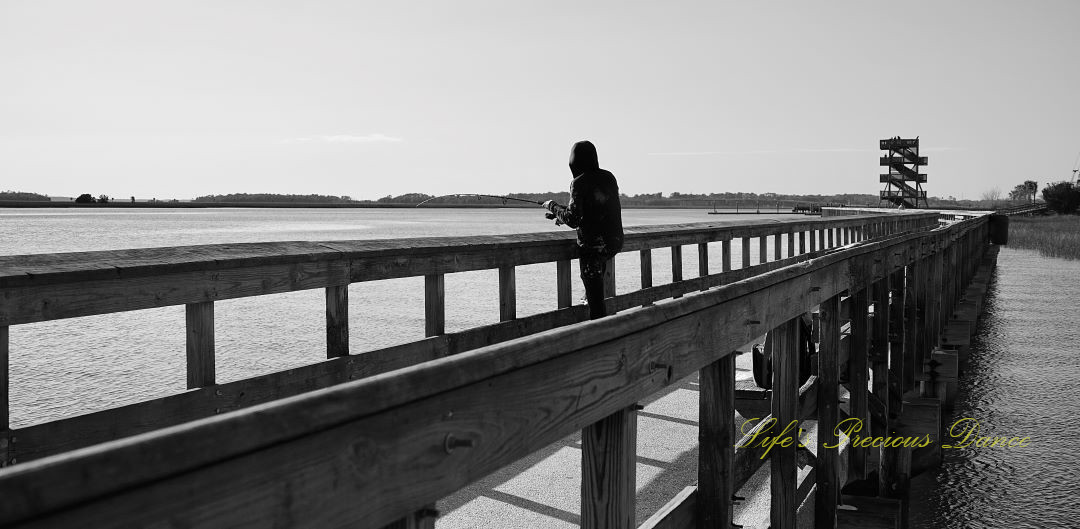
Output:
(2, 1), (1079, 201)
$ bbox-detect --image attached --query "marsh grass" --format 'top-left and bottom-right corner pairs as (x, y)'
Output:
(1008, 215), (1080, 260)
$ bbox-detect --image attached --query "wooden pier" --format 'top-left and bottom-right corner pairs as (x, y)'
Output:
(0, 210), (999, 528)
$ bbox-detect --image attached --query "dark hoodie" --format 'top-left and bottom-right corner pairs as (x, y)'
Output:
(552, 141), (624, 256)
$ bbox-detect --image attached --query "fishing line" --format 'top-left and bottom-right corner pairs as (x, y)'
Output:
(415, 194), (546, 207)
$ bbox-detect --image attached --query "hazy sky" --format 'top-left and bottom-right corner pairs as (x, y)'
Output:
(2, 1), (1078, 200)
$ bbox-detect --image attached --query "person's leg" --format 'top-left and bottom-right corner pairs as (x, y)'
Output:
(580, 254), (608, 319)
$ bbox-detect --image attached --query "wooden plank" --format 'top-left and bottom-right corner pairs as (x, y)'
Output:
(582, 407), (637, 529)
(809, 229), (817, 252)
(799, 231), (806, 254)
(0, 226), (945, 528)
(698, 356), (734, 528)
(424, 274), (444, 337)
(816, 295), (841, 529)
(639, 486), (696, 529)
(741, 237), (751, 269)
(697, 243), (708, 291)
(771, 317), (800, 529)
(903, 263), (918, 390)
(184, 301), (215, 389)
(787, 232), (795, 258)
(1, 325), (7, 430)
(847, 287), (870, 480)
(672, 245), (683, 299)
(639, 250), (653, 291)
(774, 232), (782, 262)
(499, 265), (516, 321)
(326, 285), (350, 358)
(759, 236), (768, 265)
(721, 240), (732, 273)
(870, 278), (890, 438)
(888, 269), (905, 409)
(603, 257), (616, 300)
(557, 260), (573, 309)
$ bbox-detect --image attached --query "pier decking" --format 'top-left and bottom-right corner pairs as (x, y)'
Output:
(0, 210), (996, 528)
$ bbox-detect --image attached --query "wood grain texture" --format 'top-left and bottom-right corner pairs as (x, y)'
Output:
(697, 243), (708, 291)
(1, 325), (7, 431)
(788, 231), (795, 258)
(581, 407), (637, 529)
(741, 237), (751, 269)
(721, 240), (732, 274)
(424, 274), (444, 337)
(639, 250), (653, 291)
(697, 356), (734, 528)
(185, 301), (215, 389)
(759, 236), (768, 265)
(770, 318), (800, 529)
(326, 285), (349, 358)
(847, 287), (870, 480)
(557, 260), (573, 309)
(816, 295), (841, 529)
(671, 245), (683, 299)
(499, 266), (516, 322)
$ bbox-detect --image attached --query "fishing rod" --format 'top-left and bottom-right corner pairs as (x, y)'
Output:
(415, 193), (546, 207)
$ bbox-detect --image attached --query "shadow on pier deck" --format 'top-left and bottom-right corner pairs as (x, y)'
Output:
(0, 209), (1001, 528)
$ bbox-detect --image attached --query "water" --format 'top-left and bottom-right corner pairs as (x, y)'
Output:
(908, 246), (1080, 528)
(1, 207), (798, 428)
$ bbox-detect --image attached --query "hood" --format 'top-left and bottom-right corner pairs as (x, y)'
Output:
(569, 140), (599, 176)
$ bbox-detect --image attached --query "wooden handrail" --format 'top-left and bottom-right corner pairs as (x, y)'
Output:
(0, 213), (987, 529)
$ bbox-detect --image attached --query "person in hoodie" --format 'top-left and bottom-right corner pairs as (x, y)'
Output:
(543, 140), (624, 319)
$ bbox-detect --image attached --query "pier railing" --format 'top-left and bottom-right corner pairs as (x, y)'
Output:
(0, 210), (988, 529)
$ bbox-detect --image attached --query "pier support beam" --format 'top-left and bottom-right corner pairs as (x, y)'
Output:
(816, 295), (841, 529)
(698, 355), (735, 528)
(847, 287), (870, 480)
(582, 407), (638, 529)
(770, 317), (800, 529)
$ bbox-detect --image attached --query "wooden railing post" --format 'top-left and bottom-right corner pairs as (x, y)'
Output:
(741, 237), (751, 269)
(816, 294), (841, 529)
(582, 407), (637, 529)
(809, 229), (817, 252)
(557, 260), (573, 309)
(774, 233), (782, 262)
(848, 287), (870, 480)
(787, 232), (795, 258)
(770, 317), (800, 529)
(721, 239), (732, 274)
(326, 285), (349, 358)
(424, 274), (445, 337)
(759, 236), (768, 265)
(698, 354), (735, 528)
(499, 265), (516, 321)
(604, 257), (616, 300)
(672, 246), (683, 298)
(697, 243), (709, 291)
(799, 231), (806, 254)
(185, 301), (215, 389)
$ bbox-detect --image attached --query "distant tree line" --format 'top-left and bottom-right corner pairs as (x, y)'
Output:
(193, 193), (357, 203)
(0, 190), (50, 201)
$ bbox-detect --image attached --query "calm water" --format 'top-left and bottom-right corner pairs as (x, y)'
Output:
(1, 207), (796, 427)
(908, 247), (1080, 528)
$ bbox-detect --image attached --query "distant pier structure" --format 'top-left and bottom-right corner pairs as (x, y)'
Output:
(880, 137), (928, 208)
